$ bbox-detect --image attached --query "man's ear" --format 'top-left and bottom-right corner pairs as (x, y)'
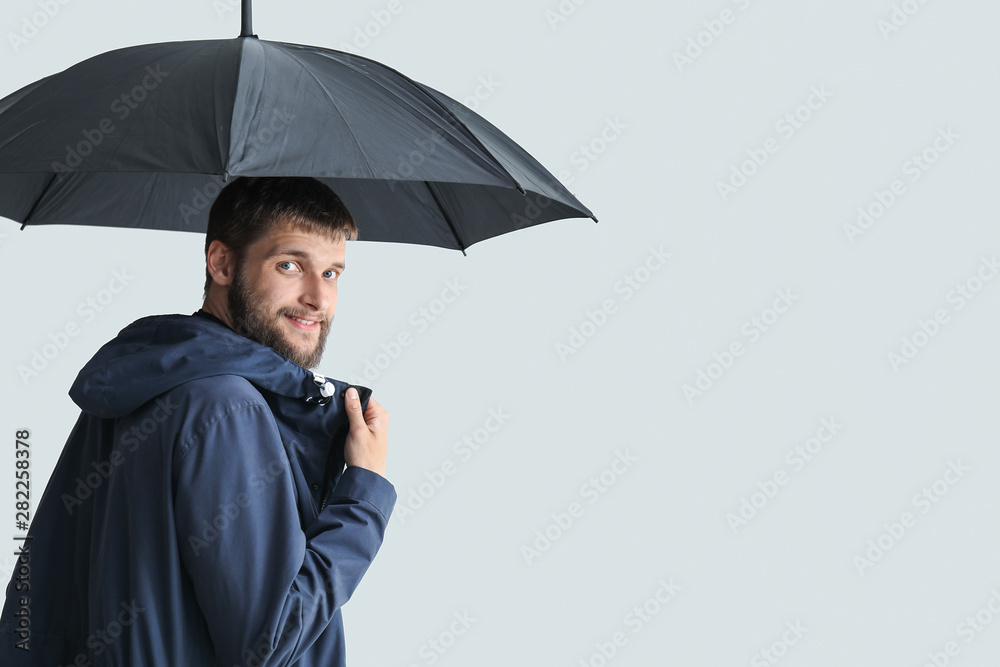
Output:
(206, 240), (236, 287)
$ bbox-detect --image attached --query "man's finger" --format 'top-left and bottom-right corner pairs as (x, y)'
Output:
(345, 387), (365, 426)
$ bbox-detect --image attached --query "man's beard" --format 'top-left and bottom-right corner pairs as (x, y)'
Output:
(227, 260), (332, 369)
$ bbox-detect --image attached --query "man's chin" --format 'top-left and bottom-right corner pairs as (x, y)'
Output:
(290, 346), (323, 369)
(279, 331), (328, 369)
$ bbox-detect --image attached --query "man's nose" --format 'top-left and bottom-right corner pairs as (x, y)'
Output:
(300, 274), (333, 313)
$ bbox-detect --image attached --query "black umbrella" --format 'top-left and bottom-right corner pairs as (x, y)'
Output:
(0, 0), (595, 253)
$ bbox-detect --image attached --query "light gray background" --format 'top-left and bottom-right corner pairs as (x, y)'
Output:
(3, 1), (1000, 665)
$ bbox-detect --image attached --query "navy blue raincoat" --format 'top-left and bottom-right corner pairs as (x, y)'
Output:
(0, 311), (396, 666)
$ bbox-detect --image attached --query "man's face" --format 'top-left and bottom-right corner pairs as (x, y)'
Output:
(227, 222), (346, 369)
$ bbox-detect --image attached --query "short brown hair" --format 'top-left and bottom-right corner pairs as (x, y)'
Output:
(203, 177), (358, 297)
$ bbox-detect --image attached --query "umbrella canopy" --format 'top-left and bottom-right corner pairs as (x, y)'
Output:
(0, 32), (595, 252)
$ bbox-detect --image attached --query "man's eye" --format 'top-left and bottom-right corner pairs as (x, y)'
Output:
(323, 270), (338, 279)
(279, 261), (298, 271)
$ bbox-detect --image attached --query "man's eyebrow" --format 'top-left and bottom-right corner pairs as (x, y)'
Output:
(265, 246), (345, 270)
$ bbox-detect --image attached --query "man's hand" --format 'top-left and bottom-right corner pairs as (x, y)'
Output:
(343, 388), (388, 477)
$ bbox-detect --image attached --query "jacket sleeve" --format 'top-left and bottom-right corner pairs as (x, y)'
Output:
(172, 396), (396, 666)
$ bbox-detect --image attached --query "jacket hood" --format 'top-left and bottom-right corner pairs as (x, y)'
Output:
(70, 311), (369, 427)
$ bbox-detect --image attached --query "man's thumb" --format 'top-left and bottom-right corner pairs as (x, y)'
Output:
(345, 387), (363, 422)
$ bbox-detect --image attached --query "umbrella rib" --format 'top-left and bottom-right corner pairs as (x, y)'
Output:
(273, 47), (373, 175)
(425, 182), (467, 257)
(312, 46), (524, 193)
(21, 172), (57, 229)
(412, 85), (526, 196)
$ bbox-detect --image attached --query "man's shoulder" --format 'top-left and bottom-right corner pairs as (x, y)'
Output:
(161, 374), (270, 414)
(170, 373), (262, 395)
(153, 375), (278, 460)
(138, 374), (273, 436)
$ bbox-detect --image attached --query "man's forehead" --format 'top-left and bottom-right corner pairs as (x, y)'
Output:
(256, 221), (347, 255)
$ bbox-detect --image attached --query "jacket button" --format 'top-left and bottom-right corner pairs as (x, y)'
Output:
(320, 381), (335, 397)
(312, 483), (319, 491)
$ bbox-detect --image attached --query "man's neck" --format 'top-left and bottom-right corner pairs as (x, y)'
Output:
(200, 290), (235, 330)
(194, 308), (233, 330)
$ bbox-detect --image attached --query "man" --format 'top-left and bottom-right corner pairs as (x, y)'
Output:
(0, 177), (395, 666)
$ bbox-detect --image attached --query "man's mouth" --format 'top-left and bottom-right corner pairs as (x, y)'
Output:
(284, 314), (321, 331)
